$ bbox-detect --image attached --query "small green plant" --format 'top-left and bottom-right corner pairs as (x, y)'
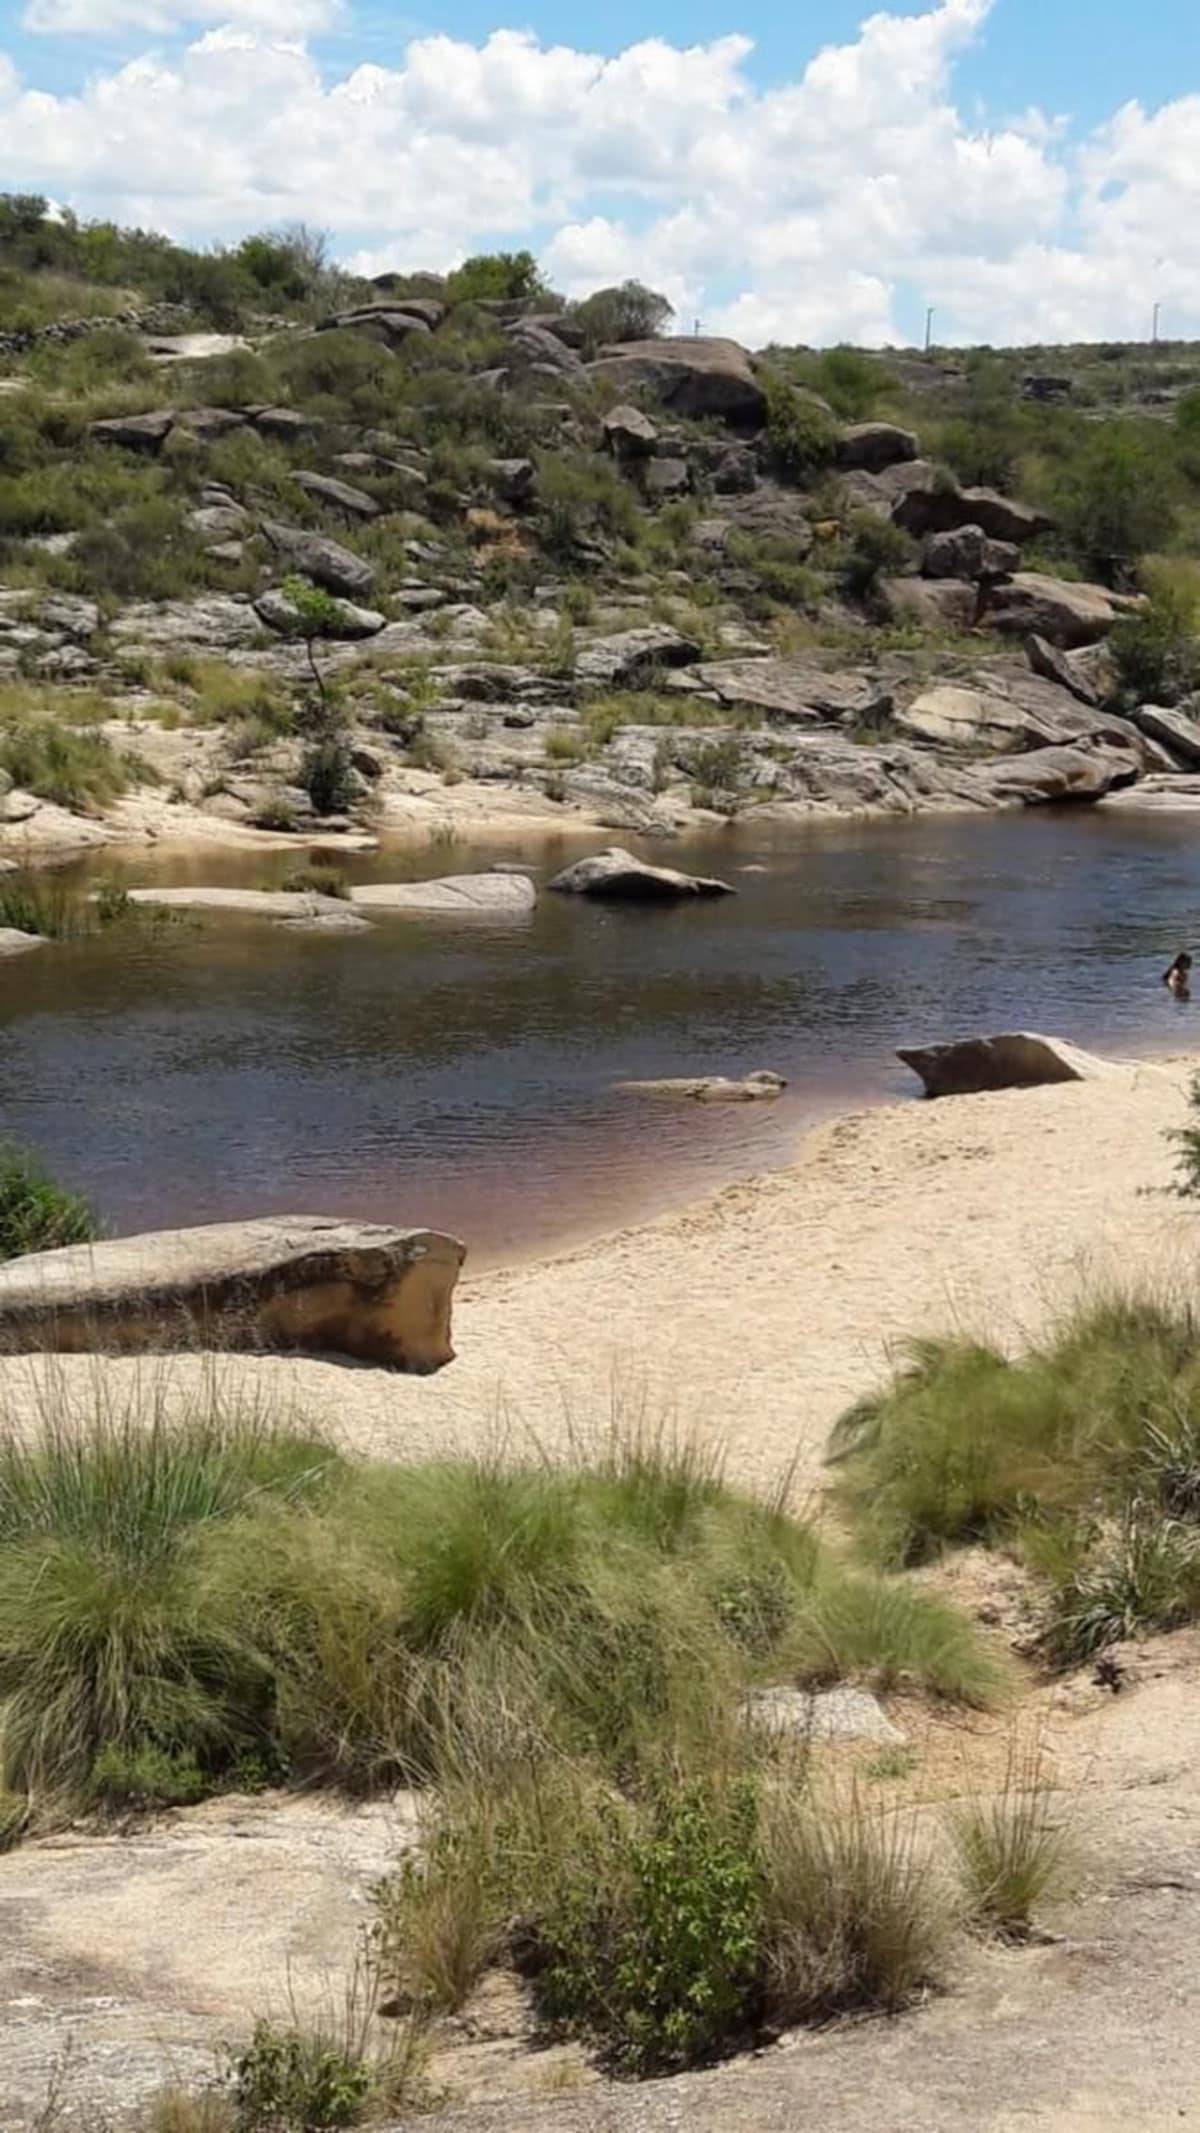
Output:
(89, 1741), (209, 1810)
(543, 726), (588, 764)
(232, 2022), (370, 2132)
(0, 1141), (97, 1261)
(0, 879), (84, 939)
(280, 864), (349, 900)
(864, 1745), (918, 1783)
(761, 373), (838, 481)
(948, 1742), (1069, 1938)
(532, 1776), (763, 2075)
(301, 737), (357, 817)
(838, 514), (917, 611)
(253, 793), (299, 833)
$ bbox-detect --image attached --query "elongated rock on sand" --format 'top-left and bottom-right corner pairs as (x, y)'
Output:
(0, 1217), (466, 1372)
(898, 1030), (1118, 1097)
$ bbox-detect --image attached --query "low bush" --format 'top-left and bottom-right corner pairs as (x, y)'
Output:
(837, 514), (918, 611)
(0, 1140), (97, 1259)
(301, 736), (357, 816)
(1109, 582), (1200, 708)
(949, 1741), (1068, 1938)
(0, 710), (139, 812)
(761, 373), (838, 482)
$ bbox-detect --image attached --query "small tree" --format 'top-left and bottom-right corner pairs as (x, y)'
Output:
(572, 281), (674, 353)
(446, 250), (548, 305)
(279, 576), (358, 817)
(838, 515), (917, 614)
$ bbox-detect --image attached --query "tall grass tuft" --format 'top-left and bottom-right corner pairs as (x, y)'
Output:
(0, 1140), (97, 1259)
(948, 1740), (1070, 1939)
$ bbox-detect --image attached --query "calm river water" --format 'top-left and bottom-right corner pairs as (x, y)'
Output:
(2, 811), (1198, 1265)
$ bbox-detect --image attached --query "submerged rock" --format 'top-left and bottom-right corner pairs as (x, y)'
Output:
(0, 1216), (466, 1371)
(350, 875), (536, 916)
(616, 1070), (786, 1102)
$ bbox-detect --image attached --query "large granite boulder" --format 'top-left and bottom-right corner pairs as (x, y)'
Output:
(982, 572), (1138, 649)
(923, 525), (1020, 581)
(973, 742), (1138, 805)
(589, 337), (765, 426)
(88, 409), (176, 452)
(261, 521), (375, 599)
(110, 596), (264, 651)
(350, 875), (536, 916)
(1026, 632), (1104, 706)
(836, 422), (919, 472)
(898, 1032), (1117, 1097)
(1133, 702), (1200, 768)
(319, 305), (433, 349)
(292, 471), (381, 520)
(602, 404), (658, 459)
(883, 577), (978, 630)
(574, 625), (702, 690)
(0, 1216), (465, 1371)
(505, 320), (587, 378)
(895, 677), (1146, 758)
(677, 658), (892, 726)
(550, 846), (734, 900)
(892, 478), (1052, 545)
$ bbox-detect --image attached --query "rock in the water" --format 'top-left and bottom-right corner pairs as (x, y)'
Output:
(744, 1686), (906, 1745)
(550, 846), (733, 900)
(261, 521), (375, 599)
(255, 588), (385, 640)
(589, 337), (765, 426)
(602, 404), (658, 459)
(125, 887), (358, 921)
(617, 1070), (786, 1102)
(292, 471), (381, 520)
(898, 1031), (1118, 1097)
(1132, 703), (1200, 769)
(574, 625), (702, 690)
(350, 875), (536, 916)
(983, 572), (1138, 649)
(837, 422), (920, 472)
(0, 928), (46, 958)
(923, 524), (1020, 581)
(0, 1216), (465, 1372)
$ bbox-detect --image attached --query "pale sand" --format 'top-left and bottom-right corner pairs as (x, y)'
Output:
(2, 1049), (1196, 1493)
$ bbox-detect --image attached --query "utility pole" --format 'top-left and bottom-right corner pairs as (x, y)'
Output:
(1152, 300), (1162, 345)
(924, 305), (935, 354)
(693, 316), (701, 337)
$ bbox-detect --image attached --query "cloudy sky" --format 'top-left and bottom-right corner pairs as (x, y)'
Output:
(2, 0), (1199, 347)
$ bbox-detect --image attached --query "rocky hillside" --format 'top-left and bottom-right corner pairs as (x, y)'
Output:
(3, 202), (1200, 856)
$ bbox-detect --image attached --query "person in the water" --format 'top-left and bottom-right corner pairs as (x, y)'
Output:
(1164, 952), (1193, 998)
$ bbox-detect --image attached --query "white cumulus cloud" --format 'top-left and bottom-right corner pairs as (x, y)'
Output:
(2, 0), (1200, 346)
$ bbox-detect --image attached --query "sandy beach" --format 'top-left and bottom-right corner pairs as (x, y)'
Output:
(4, 1045), (1196, 1495)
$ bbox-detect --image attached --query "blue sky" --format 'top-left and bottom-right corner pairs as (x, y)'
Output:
(2, 0), (1199, 346)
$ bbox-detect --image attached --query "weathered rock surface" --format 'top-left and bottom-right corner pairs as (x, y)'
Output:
(923, 524), (1020, 581)
(883, 576), (979, 630)
(350, 874), (536, 916)
(1026, 631), (1103, 705)
(125, 887), (357, 920)
(486, 457), (537, 505)
(1132, 703), (1200, 769)
(898, 1030), (1119, 1096)
(744, 1686), (905, 1744)
(617, 1070), (786, 1102)
(982, 572), (1137, 648)
(893, 478), (1052, 545)
(973, 742), (1138, 805)
(895, 676), (1146, 758)
(110, 595), (264, 650)
(1100, 774), (1200, 813)
(0, 928), (46, 957)
(602, 404), (658, 459)
(0, 1216), (466, 1371)
(321, 304), (432, 348)
(680, 657), (892, 726)
(836, 422), (919, 472)
(574, 625), (702, 689)
(550, 846), (734, 900)
(292, 470), (381, 520)
(88, 408), (176, 451)
(261, 520), (375, 599)
(589, 337), (766, 425)
(255, 588), (385, 639)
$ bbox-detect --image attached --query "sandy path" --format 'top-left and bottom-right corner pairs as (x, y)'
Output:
(2, 1051), (1194, 1495)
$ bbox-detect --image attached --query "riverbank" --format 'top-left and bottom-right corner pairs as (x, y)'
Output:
(2, 1050), (1192, 1498)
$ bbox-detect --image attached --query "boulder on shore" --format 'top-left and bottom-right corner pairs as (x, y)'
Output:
(0, 1216), (466, 1372)
(616, 1070), (786, 1102)
(898, 1031), (1118, 1097)
(550, 846), (734, 901)
(0, 928), (45, 958)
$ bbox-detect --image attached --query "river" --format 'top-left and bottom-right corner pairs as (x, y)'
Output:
(1, 810), (1196, 1266)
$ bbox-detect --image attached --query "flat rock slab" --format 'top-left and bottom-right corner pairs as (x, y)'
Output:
(617, 1071), (786, 1102)
(898, 1031), (1118, 1097)
(126, 886), (358, 922)
(744, 1686), (905, 1744)
(350, 874), (536, 916)
(0, 928), (45, 957)
(550, 846), (734, 900)
(0, 1216), (466, 1372)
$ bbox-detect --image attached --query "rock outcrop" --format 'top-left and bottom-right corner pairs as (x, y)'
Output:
(922, 525), (1020, 581)
(1131, 703), (1200, 769)
(898, 1031), (1118, 1096)
(260, 522), (376, 600)
(676, 658), (891, 726)
(550, 847), (734, 900)
(589, 337), (766, 426)
(574, 626), (702, 690)
(982, 572), (1137, 648)
(836, 423), (919, 472)
(0, 1216), (466, 1371)
(292, 471), (381, 520)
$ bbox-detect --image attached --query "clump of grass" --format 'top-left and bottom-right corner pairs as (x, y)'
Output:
(279, 863), (349, 900)
(0, 877), (85, 939)
(0, 1140), (97, 1260)
(948, 1740), (1070, 1939)
(542, 726), (589, 764)
(0, 712), (137, 812)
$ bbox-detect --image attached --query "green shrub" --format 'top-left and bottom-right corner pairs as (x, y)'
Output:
(232, 2021), (371, 2132)
(838, 513), (918, 610)
(0, 878), (85, 939)
(301, 736), (357, 816)
(1050, 424), (1177, 586)
(571, 281), (672, 356)
(0, 713), (136, 812)
(0, 1141), (97, 1260)
(761, 374), (838, 482)
(1109, 586), (1200, 707)
(445, 250), (548, 306)
(90, 1740), (209, 1810)
(536, 452), (638, 561)
(526, 1775), (763, 2074)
